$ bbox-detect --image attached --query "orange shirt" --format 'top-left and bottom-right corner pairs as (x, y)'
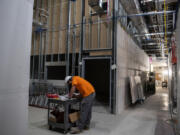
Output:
(72, 76), (95, 97)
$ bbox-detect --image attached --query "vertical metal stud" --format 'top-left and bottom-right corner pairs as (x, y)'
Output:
(111, 0), (118, 114)
(58, 0), (63, 62)
(66, 0), (72, 76)
(72, 1), (77, 76)
(44, 0), (50, 80)
(32, 32), (36, 79)
(78, 0), (85, 76)
(51, 0), (56, 62)
(98, 16), (101, 48)
(88, 7), (92, 49)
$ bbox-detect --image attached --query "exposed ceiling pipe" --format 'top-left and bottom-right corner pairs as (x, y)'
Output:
(133, 0), (150, 39)
(126, 10), (175, 17)
(143, 48), (163, 50)
(148, 23), (173, 28)
(143, 0), (178, 4)
(155, 0), (161, 26)
(142, 43), (161, 45)
(152, 0), (161, 42)
(145, 48), (168, 51)
(134, 31), (172, 37)
(158, 0), (178, 3)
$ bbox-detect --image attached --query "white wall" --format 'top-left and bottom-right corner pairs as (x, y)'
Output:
(116, 22), (149, 114)
(0, 0), (34, 135)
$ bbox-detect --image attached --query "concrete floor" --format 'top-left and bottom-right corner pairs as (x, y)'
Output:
(28, 88), (174, 135)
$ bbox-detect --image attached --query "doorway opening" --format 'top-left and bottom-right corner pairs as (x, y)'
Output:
(83, 57), (111, 113)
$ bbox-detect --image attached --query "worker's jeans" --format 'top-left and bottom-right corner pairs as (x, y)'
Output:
(78, 92), (95, 130)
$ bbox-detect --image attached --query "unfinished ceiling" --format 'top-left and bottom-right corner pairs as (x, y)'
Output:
(119, 0), (178, 57)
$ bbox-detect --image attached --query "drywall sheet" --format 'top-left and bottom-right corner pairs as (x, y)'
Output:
(135, 76), (145, 100)
(130, 76), (138, 104)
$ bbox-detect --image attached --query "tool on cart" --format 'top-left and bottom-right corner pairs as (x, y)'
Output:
(47, 94), (59, 99)
(47, 94), (81, 134)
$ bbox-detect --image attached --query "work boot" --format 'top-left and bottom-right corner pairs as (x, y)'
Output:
(70, 127), (81, 134)
(84, 125), (90, 130)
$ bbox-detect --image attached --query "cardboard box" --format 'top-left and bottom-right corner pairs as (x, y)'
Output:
(49, 116), (56, 123)
(69, 112), (80, 123)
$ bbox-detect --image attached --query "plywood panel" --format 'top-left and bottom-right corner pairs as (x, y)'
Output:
(53, 31), (60, 54)
(76, 0), (81, 24)
(90, 51), (112, 56)
(100, 22), (108, 48)
(47, 32), (52, 54)
(84, 24), (89, 49)
(31, 0), (114, 55)
(60, 29), (67, 54)
(85, 0), (89, 17)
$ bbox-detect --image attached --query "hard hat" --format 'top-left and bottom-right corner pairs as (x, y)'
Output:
(65, 76), (72, 83)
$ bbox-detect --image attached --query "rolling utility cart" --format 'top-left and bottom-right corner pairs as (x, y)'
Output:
(48, 98), (81, 134)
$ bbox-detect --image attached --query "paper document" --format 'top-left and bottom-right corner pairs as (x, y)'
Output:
(59, 95), (69, 101)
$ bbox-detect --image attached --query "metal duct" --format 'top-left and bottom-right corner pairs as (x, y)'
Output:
(133, 0), (150, 39)
(119, 0), (150, 39)
(0, 0), (34, 135)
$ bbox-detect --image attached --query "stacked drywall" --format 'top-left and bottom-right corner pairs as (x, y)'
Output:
(116, 22), (149, 114)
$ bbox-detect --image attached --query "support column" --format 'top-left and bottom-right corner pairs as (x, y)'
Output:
(66, 0), (72, 76)
(78, 0), (85, 76)
(0, 0), (34, 135)
(111, 0), (118, 114)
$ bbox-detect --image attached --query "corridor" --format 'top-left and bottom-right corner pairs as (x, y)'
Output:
(28, 88), (174, 135)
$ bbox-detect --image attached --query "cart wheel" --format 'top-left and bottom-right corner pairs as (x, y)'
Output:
(49, 125), (53, 130)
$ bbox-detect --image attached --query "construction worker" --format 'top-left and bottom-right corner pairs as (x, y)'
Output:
(65, 76), (96, 134)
